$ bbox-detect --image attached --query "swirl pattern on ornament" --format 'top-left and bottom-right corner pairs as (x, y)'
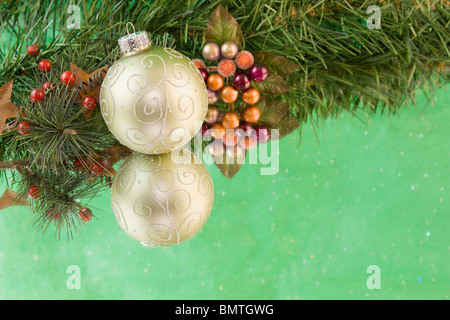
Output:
(133, 195), (164, 218)
(100, 87), (115, 125)
(147, 223), (174, 244)
(125, 128), (158, 146)
(163, 47), (184, 59)
(152, 168), (175, 193)
(104, 62), (125, 86)
(170, 95), (195, 121)
(177, 165), (197, 185)
(166, 63), (190, 88)
(127, 73), (148, 94)
(178, 211), (203, 235)
(168, 189), (192, 213)
(136, 154), (161, 172)
(134, 94), (164, 125)
(113, 165), (136, 198)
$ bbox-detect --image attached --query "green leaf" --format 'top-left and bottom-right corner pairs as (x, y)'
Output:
(205, 5), (243, 48)
(251, 73), (290, 95)
(252, 52), (300, 78)
(256, 96), (290, 128)
(252, 97), (300, 139)
(215, 161), (243, 179)
(271, 113), (300, 140)
(214, 149), (247, 179)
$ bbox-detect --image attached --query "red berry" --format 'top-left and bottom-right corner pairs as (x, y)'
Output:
(17, 121), (31, 135)
(73, 158), (85, 167)
(79, 208), (93, 222)
(223, 130), (239, 146)
(82, 96), (97, 110)
(237, 123), (253, 135)
(240, 135), (258, 149)
(199, 69), (209, 82)
(61, 71), (76, 86)
(233, 73), (251, 91)
(28, 185), (40, 199)
(256, 126), (270, 143)
(90, 163), (104, 175)
(201, 123), (211, 138)
(27, 44), (40, 57)
(250, 64), (269, 82)
(42, 81), (53, 91)
(30, 88), (45, 102)
(236, 123), (256, 141)
(38, 59), (52, 73)
(47, 211), (59, 221)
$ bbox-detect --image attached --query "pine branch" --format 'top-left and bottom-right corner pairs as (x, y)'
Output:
(0, 0), (448, 238)
(1, 0), (448, 124)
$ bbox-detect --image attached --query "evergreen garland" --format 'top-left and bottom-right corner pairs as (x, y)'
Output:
(0, 0), (448, 239)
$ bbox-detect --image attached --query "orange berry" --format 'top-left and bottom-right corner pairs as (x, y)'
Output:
(207, 73), (224, 91)
(242, 87), (260, 105)
(221, 111), (240, 129)
(217, 59), (236, 78)
(243, 106), (261, 123)
(220, 85), (238, 104)
(192, 58), (206, 69)
(210, 123), (226, 140)
(235, 50), (254, 70)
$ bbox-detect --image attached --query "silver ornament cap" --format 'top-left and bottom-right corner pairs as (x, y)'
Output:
(118, 24), (151, 54)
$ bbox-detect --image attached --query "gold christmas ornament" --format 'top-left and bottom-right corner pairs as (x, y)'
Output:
(100, 30), (208, 154)
(111, 149), (214, 247)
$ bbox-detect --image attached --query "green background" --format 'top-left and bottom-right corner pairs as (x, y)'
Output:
(0, 85), (448, 300)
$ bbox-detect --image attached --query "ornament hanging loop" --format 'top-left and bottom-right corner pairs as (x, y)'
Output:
(126, 22), (136, 35)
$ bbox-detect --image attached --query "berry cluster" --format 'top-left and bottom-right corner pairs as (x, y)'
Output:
(19, 44), (98, 135)
(193, 41), (270, 157)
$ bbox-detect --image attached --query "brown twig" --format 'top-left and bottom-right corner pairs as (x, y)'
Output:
(2, 120), (18, 133)
(0, 160), (28, 171)
(0, 145), (131, 173)
(44, 82), (62, 95)
(61, 129), (77, 135)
